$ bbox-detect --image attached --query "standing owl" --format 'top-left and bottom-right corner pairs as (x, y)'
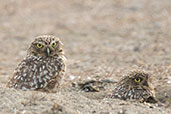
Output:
(109, 71), (157, 103)
(7, 35), (66, 92)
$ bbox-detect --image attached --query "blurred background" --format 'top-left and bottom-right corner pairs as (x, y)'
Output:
(0, 0), (171, 87)
(0, 0), (171, 113)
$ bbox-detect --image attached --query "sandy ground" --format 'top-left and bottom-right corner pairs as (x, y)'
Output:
(0, 0), (171, 114)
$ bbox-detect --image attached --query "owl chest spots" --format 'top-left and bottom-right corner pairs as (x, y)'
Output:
(113, 84), (150, 100)
(34, 58), (57, 74)
(22, 56), (62, 89)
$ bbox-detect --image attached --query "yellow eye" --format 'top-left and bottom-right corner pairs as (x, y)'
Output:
(52, 42), (56, 47)
(134, 78), (141, 83)
(36, 43), (43, 48)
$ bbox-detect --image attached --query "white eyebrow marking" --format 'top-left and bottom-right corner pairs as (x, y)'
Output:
(50, 40), (57, 45)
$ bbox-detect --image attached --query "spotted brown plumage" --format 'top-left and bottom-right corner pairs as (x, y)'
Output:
(109, 71), (157, 103)
(7, 35), (66, 92)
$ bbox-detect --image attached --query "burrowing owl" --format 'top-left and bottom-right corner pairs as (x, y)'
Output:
(7, 35), (66, 92)
(110, 71), (157, 103)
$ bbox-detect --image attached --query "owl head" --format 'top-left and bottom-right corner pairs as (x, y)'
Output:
(113, 71), (157, 103)
(124, 71), (153, 89)
(28, 35), (64, 57)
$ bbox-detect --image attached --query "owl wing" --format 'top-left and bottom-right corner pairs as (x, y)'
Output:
(7, 55), (66, 91)
(7, 57), (36, 89)
(40, 56), (66, 92)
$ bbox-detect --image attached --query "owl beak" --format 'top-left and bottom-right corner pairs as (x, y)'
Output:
(46, 48), (51, 56)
